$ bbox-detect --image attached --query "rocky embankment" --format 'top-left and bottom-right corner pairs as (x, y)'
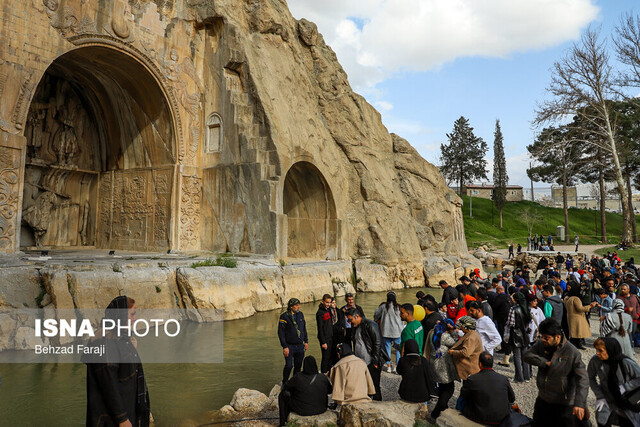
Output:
(0, 254), (481, 351)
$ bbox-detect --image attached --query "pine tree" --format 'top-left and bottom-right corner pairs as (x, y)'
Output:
(492, 120), (508, 228)
(440, 116), (488, 196)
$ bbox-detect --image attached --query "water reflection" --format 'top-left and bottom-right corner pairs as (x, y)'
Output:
(0, 287), (441, 426)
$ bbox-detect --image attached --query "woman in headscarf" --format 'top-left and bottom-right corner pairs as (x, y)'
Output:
(588, 337), (640, 427)
(502, 291), (531, 382)
(601, 299), (634, 359)
(373, 291), (403, 373)
(449, 316), (483, 381)
(424, 319), (458, 420)
(85, 295), (151, 427)
(279, 355), (332, 426)
(564, 283), (597, 349)
(396, 338), (436, 403)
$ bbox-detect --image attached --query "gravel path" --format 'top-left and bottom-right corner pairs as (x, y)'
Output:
(379, 316), (640, 422)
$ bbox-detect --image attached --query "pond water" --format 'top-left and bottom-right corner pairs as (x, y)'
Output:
(0, 287), (442, 426)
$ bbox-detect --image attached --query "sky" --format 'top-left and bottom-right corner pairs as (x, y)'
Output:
(287, 0), (640, 188)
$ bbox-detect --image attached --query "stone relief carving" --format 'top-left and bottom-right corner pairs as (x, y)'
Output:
(98, 170), (172, 250)
(25, 76), (88, 169)
(112, 0), (131, 39)
(34, 0), (96, 38)
(161, 50), (203, 164)
(0, 147), (21, 251)
(180, 175), (201, 249)
(22, 191), (67, 246)
(12, 72), (35, 131)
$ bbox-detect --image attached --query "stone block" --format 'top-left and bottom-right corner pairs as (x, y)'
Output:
(340, 400), (428, 427)
(288, 409), (339, 426)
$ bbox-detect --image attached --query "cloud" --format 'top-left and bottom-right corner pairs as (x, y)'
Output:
(374, 101), (394, 112)
(288, 0), (600, 91)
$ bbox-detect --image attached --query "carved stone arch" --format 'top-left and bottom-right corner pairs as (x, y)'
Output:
(18, 35), (184, 162)
(20, 40), (180, 251)
(281, 154), (343, 219)
(282, 159), (342, 260)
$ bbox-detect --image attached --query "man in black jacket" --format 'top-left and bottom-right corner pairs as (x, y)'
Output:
(278, 298), (309, 383)
(460, 351), (515, 425)
(523, 318), (588, 427)
(439, 280), (459, 305)
(346, 308), (389, 400)
(316, 294), (334, 373)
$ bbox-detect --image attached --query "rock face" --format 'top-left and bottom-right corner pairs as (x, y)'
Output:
(0, 0), (478, 287)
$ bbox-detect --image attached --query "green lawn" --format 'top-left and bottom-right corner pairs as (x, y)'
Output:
(594, 246), (640, 263)
(462, 195), (640, 250)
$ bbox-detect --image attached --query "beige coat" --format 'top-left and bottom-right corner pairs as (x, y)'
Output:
(449, 330), (483, 380)
(329, 354), (375, 404)
(565, 296), (591, 339)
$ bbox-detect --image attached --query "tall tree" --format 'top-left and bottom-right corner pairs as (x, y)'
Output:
(440, 116), (488, 196)
(534, 27), (633, 245)
(527, 125), (584, 242)
(492, 120), (508, 228)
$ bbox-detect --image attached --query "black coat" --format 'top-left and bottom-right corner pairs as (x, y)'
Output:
(441, 286), (459, 305)
(492, 293), (511, 327)
(397, 355), (436, 403)
(85, 338), (150, 427)
(278, 310), (308, 347)
(460, 368), (514, 425)
(316, 304), (334, 345)
(421, 312), (441, 344)
(281, 372), (332, 416)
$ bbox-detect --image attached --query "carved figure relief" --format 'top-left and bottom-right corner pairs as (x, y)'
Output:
(35, 0), (96, 38)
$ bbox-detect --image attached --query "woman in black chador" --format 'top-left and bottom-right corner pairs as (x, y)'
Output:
(85, 295), (151, 427)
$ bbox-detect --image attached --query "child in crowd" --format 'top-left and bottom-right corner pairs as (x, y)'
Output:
(447, 297), (459, 320)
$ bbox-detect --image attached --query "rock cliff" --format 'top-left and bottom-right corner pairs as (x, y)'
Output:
(190, 0), (480, 284)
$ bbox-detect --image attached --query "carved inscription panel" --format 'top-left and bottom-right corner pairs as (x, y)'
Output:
(97, 168), (172, 251)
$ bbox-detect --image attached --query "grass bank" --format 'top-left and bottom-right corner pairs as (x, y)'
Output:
(594, 246), (640, 262)
(462, 195), (639, 250)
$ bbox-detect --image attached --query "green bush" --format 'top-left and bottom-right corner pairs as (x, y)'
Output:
(190, 256), (237, 268)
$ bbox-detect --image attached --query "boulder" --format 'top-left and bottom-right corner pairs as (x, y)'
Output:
(218, 405), (236, 417)
(229, 388), (269, 413)
(266, 383), (281, 411)
(340, 400), (429, 427)
(436, 409), (483, 427)
(288, 410), (339, 426)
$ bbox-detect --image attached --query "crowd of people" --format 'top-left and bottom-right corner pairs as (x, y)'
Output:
(276, 250), (640, 426)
